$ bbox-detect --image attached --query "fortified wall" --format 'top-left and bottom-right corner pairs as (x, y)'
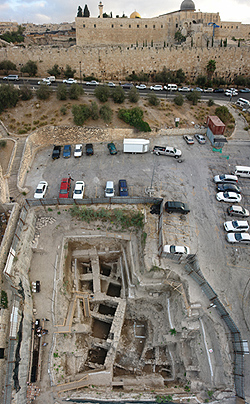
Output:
(1, 44), (250, 80)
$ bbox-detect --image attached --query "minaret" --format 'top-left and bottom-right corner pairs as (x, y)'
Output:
(99, 1), (103, 18)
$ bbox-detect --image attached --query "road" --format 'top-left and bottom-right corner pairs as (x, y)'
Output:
(1, 76), (250, 104)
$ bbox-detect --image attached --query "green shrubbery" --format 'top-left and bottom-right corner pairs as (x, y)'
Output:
(72, 104), (91, 125)
(118, 107), (151, 132)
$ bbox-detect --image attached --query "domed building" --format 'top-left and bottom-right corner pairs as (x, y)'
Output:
(130, 11), (141, 19)
(180, 0), (195, 11)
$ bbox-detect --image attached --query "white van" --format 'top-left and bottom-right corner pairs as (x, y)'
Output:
(236, 98), (250, 108)
(165, 84), (178, 91)
(234, 166), (250, 178)
(105, 181), (115, 197)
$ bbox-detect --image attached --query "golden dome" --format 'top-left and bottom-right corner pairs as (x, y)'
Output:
(130, 11), (141, 18)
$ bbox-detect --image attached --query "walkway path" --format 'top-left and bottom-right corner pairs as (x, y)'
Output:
(8, 138), (26, 203)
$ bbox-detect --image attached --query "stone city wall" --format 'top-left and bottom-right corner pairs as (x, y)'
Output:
(0, 202), (20, 275)
(1, 45), (250, 81)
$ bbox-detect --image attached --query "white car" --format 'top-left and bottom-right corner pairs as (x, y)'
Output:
(74, 144), (83, 157)
(214, 174), (238, 184)
(163, 245), (190, 255)
(225, 90), (238, 97)
(226, 232), (250, 244)
(224, 220), (249, 232)
(105, 181), (115, 197)
(203, 88), (214, 93)
(216, 191), (242, 203)
(227, 205), (249, 217)
(107, 82), (116, 87)
(34, 181), (48, 199)
(136, 84), (147, 90)
(38, 78), (51, 85)
(86, 80), (99, 86)
(178, 87), (191, 92)
(150, 85), (163, 91)
(195, 134), (206, 144)
(63, 78), (77, 84)
(73, 181), (85, 199)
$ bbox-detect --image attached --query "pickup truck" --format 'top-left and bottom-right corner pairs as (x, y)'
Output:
(152, 146), (182, 158)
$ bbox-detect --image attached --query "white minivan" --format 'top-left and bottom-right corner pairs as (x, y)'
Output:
(233, 166), (250, 178)
(105, 181), (115, 197)
(164, 84), (178, 91)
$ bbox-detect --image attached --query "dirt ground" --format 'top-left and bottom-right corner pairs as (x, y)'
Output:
(0, 92), (219, 136)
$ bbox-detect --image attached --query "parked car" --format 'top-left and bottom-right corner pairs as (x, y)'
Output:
(163, 245), (190, 255)
(150, 85), (163, 91)
(216, 191), (242, 203)
(63, 78), (77, 84)
(240, 88), (250, 93)
(86, 143), (94, 155)
(74, 144), (82, 157)
(59, 177), (71, 198)
(85, 80), (99, 86)
(121, 83), (133, 89)
(217, 183), (241, 193)
(38, 78), (51, 85)
(63, 145), (71, 158)
(225, 90), (238, 96)
(165, 201), (190, 214)
(119, 179), (128, 196)
(195, 134), (206, 144)
(107, 142), (117, 155)
(213, 174), (238, 184)
(3, 74), (19, 81)
(136, 84), (147, 90)
(226, 232), (250, 244)
(178, 87), (190, 92)
(191, 87), (203, 92)
(183, 135), (194, 144)
(203, 88), (214, 93)
(52, 145), (61, 159)
(34, 181), (48, 199)
(213, 88), (224, 93)
(73, 181), (85, 199)
(224, 220), (249, 232)
(153, 145), (181, 158)
(105, 181), (115, 197)
(107, 82), (116, 87)
(227, 205), (249, 218)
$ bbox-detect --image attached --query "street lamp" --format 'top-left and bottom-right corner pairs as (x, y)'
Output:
(79, 61), (82, 83)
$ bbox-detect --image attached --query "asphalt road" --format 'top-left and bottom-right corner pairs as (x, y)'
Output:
(1, 77), (250, 103)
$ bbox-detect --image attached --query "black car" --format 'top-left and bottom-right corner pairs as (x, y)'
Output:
(52, 145), (61, 159)
(119, 179), (128, 196)
(213, 88), (224, 93)
(121, 83), (133, 90)
(217, 183), (241, 193)
(165, 201), (190, 214)
(86, 143), (94, 155)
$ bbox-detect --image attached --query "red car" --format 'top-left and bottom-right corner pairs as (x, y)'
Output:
(59, 178), (71, 198)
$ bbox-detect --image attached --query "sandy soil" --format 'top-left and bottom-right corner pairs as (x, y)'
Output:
(0, 92), (219, 136)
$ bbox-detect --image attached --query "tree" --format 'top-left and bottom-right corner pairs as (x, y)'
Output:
(72, 104), (91, 125)
(68, 83), (84, 100)
(94, 85), (110, 102)
(64, 65), (76, 79)
(234, 75), (246, 87)
(47, 64), (61, 78)
(20, 86), (33, 101)
(21, 60), (38, 77)
(128, 87), (139, 103)
(215, 105), (234, 125)
(196, 75), (207, 87)
(0, 60), (17, 74)
(174, 94), (184, 106)
(206, 59), (216, 79)
(0, 84), (19, 113)
(0, 25), (24, 43)
(36, 84), (51, 100)
(83, 5), (90, 17)
(90, 101), (99, 120)
(99, 104), (113, 123)
(57, 84), (68, 100)
(176, 68), (185, 84)
(77, 6), (83, 17)
(112, 86), (125, 103)
(118, 107), (151, 132)
(186, 90), (201, 105)
(147, 93), (159, 106)
(175, 31), (186, 44)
